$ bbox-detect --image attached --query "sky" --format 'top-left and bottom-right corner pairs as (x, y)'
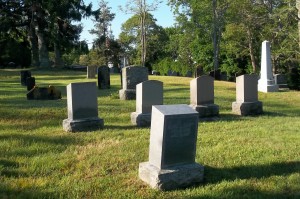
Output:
(81, 0), (175, 47)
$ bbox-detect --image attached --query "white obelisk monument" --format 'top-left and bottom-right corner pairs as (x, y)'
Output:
(258, 41), (278, 93)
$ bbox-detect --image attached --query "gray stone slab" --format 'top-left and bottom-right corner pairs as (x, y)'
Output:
(236, 74), (258, 103)
(131, 112), (151, 127)
(119, 66), (148, 100)
(63, 82), (104, 132)
(63, 117), (104, 132)
(87, 66), (97, 79)
(131, 80), (163, 127)
(190, 104), (219, 118)
(190, 75), (215, 105)
(67, 82), (98, 120)
(136, 80), (163, 114)
(139, 162), (204, 191)
(274, 74), (289, 89)
(190, 76), (219, 117)
(139, 104), (204, 190)
(232, 101), (263, 116)
(98, 65), (110, 89)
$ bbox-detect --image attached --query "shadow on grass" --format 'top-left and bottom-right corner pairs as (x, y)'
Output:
(186, 161), (300, 198)
(188, 187), (297, 199)
(205, 161), (300, 184)
(0, 188), (57, 199)
(104, 124), (144, 130)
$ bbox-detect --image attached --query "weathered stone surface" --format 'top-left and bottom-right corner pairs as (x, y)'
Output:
(233, 74), (263, 116)
(139, 105), (204, 190)
(232, 101), (263, 116)
(63, 117), (104, 132)
(139, 162), (204, 191)
(190, 76), (219, 118)
(258, 41), (278, 93)
(119, 66), (148, 100)
(236, 74), (258, 103)
(98, 65), (110, 89)
(63, 82), (104, 132)
(131, 80), (163, 127)
(119, 89), (136, 100)
(20, 70), (31, 86)
(130, 112), (151, 127)
(274, 74), (289, 89)
(190, 104), (219, 118)
(87, 66), (97, 79)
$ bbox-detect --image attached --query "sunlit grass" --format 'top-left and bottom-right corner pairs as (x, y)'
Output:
(0, 69), (299, 198)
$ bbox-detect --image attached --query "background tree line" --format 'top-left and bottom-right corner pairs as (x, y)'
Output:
(1, 0), (299, 88)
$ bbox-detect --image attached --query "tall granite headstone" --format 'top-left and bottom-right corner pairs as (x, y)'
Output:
(139, 104), (204, 190)
(20, 70), (31, 86)
(119, 66), (148, 100)
(26, 77), (35, 91)
(131, 80), (163, 127)
(190, 75), (219, 118)
(232, 74), (263, 116)
(258, 41), (279, 92)
(87, 66), (97, 79)
(63, 82), (104, 132)
(97, 65), (110, 89)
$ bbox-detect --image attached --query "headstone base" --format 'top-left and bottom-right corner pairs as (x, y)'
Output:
(278, 84), (289, 89)
(131, 112), (151, 127)
(63, 117), (104, 132)
(232, 101), (263, 116)
(258, 82), (279, 93)
(119, 89), (136, 100)
(139, 162), (204, 191)
(190, 104), (219, 118)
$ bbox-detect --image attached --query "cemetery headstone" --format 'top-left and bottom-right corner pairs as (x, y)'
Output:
(190, 75), (219, 118)
(26, 77), (35, 91)
(20, 70), (31, 86)
(274, 74), (288, 89)
(258, 41), (278, 92)
(167, 70), (178, 76)
(139, 104), (204, 190)
(97, 65), (110, 89)
(131, 80), (163, 127)
(87, 66), (97, 79)
(232, 74), (263, 116)
(119, 66), (148, 100)
(63, 82), (104, 132)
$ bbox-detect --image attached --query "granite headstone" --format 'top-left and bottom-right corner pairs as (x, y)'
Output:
(139, 104), (204, 190)
(63, 82), (104, 132)
(131, 80), (163, 127)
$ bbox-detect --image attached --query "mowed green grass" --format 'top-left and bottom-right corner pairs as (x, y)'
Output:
(0, 69), (299, 199)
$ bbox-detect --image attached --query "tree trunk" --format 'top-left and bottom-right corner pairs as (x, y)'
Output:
(37, 30), (50, 67)
(247, 28), (257, 73)
(212, 0), (219, 75)
(54, 42), (64, 67)
(28, 25), (40, 67)
(297, 1), (300, 49)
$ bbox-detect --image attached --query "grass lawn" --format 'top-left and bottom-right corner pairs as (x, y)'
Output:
(0, 69), (299, 199)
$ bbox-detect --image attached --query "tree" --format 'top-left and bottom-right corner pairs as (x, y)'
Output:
(169, 0), (230, 75)
(0, 0), (92, 67)
(120, 0), (161, 67)
(119, 12), (168, 67)
(90, 0), (116, 66)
